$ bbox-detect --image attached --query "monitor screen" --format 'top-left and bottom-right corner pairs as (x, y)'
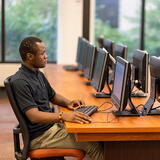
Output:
(132, 49), (149, 93)
(91, 48), (109, 92)
(83, 43), (96, 80)
(111, 56), (130, 112)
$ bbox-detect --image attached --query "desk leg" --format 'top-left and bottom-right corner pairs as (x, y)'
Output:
(104, 141), (160, 160)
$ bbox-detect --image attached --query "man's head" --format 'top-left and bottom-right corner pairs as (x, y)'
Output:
(19, 36), (48, 68)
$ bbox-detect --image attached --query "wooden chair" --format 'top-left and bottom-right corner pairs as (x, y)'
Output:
(4, 76), (85, 160)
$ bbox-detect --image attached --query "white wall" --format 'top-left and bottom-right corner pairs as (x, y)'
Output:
(57, 0), (83, 64)
(0, 64), (20, 87)
(90, 0), (95, 44)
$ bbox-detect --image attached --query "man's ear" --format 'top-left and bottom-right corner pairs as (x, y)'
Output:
(26, 53), (34, 61)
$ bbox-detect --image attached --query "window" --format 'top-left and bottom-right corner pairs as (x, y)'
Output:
(2, 0), (57, 62)
(145, 0), (160, 56)
(94, 0), (141, 59)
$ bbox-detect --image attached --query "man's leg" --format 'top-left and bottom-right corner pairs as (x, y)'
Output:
(30, 123), (104, 160)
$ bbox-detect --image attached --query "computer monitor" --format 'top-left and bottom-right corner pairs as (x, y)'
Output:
(114, 44), (127, 60)
(76, 37), (83, 65)
(63, 37), (89, 72)
(143, 56), (160, 115)
(131, 49), (149, 97)
(77, 37), (89, 72)
(103, 39), (114, 67)
(97, 36), (104, 48)
(63, 37), (82, 71)
(90, 48), (111, 98)
(112, 56), (140, 116)
(83, 43), (97, 81)
(103, 39), (114, 57)
(109, 44), (128, 83)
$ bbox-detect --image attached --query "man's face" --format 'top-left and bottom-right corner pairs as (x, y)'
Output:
(31, 42), (48, 68)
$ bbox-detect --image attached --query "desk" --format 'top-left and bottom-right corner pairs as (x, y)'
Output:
(45, 64), (160, 160)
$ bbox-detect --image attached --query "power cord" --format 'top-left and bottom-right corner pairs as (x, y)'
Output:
(98, 102), (113, 112)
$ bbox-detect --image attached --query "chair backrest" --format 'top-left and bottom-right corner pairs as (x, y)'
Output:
(4, 76), (30, 159)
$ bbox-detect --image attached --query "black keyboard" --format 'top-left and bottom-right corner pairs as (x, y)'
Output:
(74, 105), (98, 116)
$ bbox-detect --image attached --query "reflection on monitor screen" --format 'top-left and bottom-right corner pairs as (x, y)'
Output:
(112, 56), (140, 116)
(112, 61), (125, 101)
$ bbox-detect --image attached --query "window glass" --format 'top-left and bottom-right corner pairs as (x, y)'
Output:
(95, 0), (141, 59)
(5, 0), (57, 62)
(145, 0), (160, 56)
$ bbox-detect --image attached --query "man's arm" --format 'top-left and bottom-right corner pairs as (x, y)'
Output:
(25, 107), (91, 124)
(50, 93), (84, 110)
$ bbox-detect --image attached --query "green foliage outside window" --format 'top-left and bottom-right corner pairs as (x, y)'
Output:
(145, 0), (160, 56)
(6, 0), (57, 62)
(95, 19), (139, 59)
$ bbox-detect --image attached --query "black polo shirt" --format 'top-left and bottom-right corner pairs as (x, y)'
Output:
(11, 64), (56, 140)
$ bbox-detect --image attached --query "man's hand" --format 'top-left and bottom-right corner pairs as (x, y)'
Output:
(62, 111), (92, 124)
(67, 99), (85, 110)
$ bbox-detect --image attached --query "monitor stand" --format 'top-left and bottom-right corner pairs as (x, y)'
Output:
(112, 95), (142, 117)
(147, 108), (160, 115)
(78, 73), (84, 77)
(108, 72), (114, 84)
(131, 92), (147, 97)
(63, 65), (79, 71)
(142, 77), (159, 115)
(142, 97), (159, 115)
(84, 81), (91, 86)
(112, 109), (141, 116)
(93, 92), (111, 98)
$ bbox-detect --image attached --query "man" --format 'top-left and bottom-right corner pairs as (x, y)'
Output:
(11, 37), (104, 160)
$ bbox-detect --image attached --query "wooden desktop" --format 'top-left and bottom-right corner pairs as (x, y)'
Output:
(45, 64), (160, 160)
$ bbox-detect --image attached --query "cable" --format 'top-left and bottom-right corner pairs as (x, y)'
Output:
(98, 102), (113, 112)
(136, 104), (144, 109)
(151, 106), (160, 110)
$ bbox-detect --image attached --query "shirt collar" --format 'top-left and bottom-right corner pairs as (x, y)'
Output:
(20, 64), (39, 76)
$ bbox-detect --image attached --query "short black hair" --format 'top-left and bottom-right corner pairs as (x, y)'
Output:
(19, 36), (42, 61)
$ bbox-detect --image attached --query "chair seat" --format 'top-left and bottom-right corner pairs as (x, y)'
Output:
(29, 148), (85, 160)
